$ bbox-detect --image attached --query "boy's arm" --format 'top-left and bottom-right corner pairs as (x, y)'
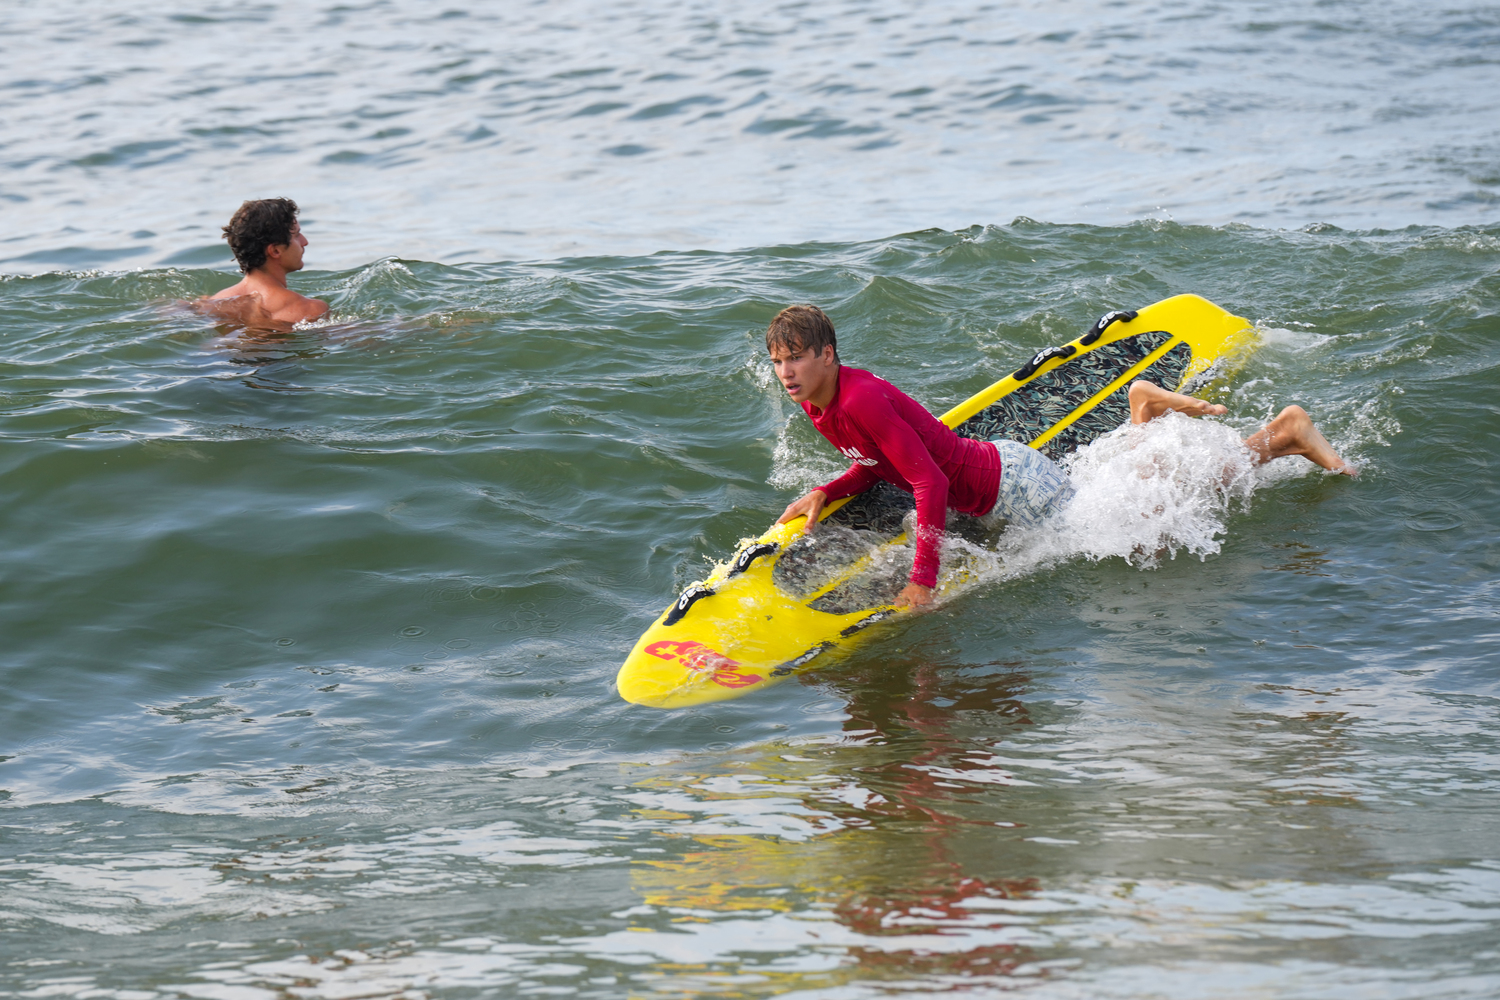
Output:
(853, 402), (948, 591)
(267, 290), (329, 325)
(817, 461), (880, 504)
(781, 456), (880, 532)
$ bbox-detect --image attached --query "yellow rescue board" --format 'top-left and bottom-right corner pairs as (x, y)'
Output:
(617, 294), (1253, 708)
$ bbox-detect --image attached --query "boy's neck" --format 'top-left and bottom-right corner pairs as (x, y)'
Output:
(247, 262), (292, 290)
(807, 362), (840, 412)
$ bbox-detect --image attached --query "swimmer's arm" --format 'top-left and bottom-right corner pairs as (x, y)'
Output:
(270, 296), (328, 325)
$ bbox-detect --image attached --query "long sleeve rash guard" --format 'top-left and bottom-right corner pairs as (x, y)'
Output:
(803, 367), (1003, 588)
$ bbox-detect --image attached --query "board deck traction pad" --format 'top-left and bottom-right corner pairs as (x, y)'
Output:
(617, 294), (1251, 708)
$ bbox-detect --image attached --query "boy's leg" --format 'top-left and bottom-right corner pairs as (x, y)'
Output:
(1128, 380), (1355, 476)
(1245, 405), (1355, 475)
(1128, 380), (1228, 423)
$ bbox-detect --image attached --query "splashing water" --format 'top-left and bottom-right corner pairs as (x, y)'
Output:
(768, 415), (848, 493)
(987, 412), (1313, 581)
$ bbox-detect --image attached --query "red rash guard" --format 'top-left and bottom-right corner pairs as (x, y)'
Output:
(803, 367), (1002, 588)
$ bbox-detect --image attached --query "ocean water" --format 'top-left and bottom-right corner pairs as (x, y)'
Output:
(2, 2), (1499, 999)
(4, 0), (1499, 267)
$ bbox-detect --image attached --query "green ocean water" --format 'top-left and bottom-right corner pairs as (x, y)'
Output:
(6, 0), (1500, 993)
(3, 220), (1499, 997)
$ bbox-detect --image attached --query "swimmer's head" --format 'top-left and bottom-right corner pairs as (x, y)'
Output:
(766, 304), (838, 361)
(222, 198), (301, 274)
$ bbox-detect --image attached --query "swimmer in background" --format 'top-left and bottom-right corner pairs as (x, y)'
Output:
(197, 198), (328, 327)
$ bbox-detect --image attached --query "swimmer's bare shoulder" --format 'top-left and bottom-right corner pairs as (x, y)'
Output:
(198, 279), (327, 327)
(196, 278), (269, 326)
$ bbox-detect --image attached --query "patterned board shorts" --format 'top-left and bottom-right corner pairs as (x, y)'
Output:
(985, 438), (1076, 528)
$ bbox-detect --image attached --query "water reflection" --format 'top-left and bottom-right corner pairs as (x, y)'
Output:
(622, 658), (1054, 993)
(219, 332), (327, 370)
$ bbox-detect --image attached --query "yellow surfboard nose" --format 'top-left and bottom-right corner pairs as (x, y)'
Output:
(616, 635), (764, 708)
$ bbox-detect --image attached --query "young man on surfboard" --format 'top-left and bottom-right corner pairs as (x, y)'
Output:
(769, 306), (1353, 609)
(197, 198), (329, 327)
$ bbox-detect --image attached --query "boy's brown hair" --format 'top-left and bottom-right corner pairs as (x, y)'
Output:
(766, 305), (838, 359)
(221, 197), (300, 273)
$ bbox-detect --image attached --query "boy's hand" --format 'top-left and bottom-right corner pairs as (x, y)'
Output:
(896, 583), (934, 607)
(777, 489), (827, 531)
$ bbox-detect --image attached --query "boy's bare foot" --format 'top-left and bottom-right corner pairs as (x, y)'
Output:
(1128, 380), (1229, 423)
(1244, 405), (1356, 475)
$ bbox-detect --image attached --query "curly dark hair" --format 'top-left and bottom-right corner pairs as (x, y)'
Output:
(766, 304), (838, 359)
(221, 198), (300, 273)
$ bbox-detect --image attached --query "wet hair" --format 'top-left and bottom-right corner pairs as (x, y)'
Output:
(766, 305), (838, 360)
(221, 198), (300, 273)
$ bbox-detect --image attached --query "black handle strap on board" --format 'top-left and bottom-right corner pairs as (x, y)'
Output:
(1079, 308), (1138, 346)
(1011, 343), (1077, 382)
(664, 542), (778, 626)
(728, 542), (778, 578)
(663, 584), (714, 626)
(1011, 306), (1139, 382)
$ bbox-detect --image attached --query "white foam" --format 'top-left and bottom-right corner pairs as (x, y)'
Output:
(768, 413), (847, 492)
(744, 353), (778, 395)
(1335, 392), (1402, 459)
(291, 313), (350, 331)
(1253, 325), (1335, 353)
(937, 412), (1331, 594)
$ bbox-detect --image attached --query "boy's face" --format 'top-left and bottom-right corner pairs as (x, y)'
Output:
(265, 221), (309, 272)
(769, 340), (838, 406)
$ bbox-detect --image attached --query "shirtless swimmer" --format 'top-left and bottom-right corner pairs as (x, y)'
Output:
(199, 198), (328, 327)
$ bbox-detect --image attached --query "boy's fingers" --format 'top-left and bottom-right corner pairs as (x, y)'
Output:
(776, 491), (825, 527)
(777, 498), (809, 524)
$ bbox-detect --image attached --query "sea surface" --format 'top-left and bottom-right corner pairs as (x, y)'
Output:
(2, 2), (1499, 999)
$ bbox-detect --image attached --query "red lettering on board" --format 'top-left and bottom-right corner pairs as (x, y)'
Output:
(645, 640), (701, 661)
(709, 665), (760, 688)
(643, 640), (761, 689)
